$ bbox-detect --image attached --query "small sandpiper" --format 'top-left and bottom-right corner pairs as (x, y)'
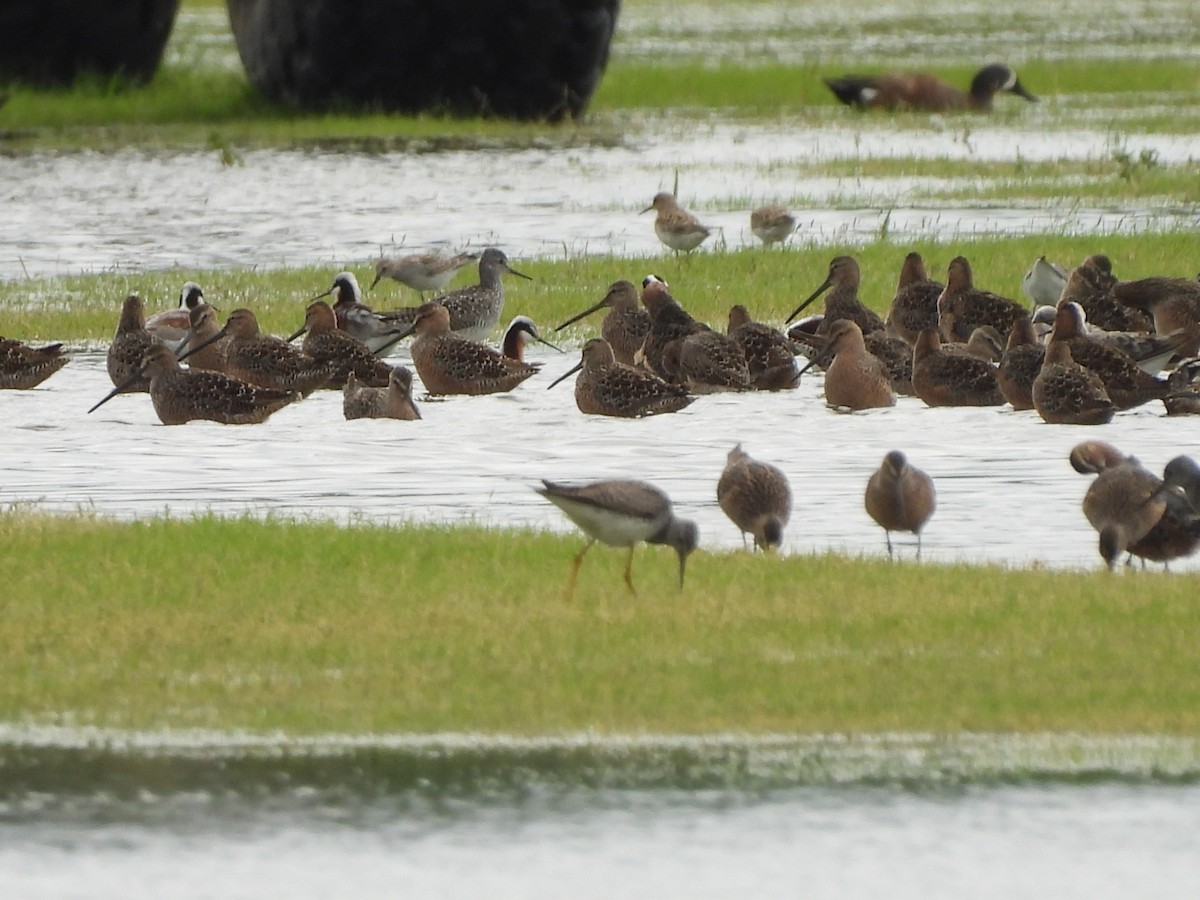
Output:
(642, 192), (712, 254)
(370, 251), (478, 297)
(864, 450), (937, 560)
(717, 444), (792, 551)
(314, 272), (410, 358)
(749, 204), (797, 248)
(343, 367), (421, 421)
(0, 336), (68, 390)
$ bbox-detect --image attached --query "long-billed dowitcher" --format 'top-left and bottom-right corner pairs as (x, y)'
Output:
(179, 308), (333, 396)
(1112, 273), (1200, 357)
(717, 444), (792, 551)
(175, 301), (229, 374)
(996, 316), (1044, 410)
(1021, 256), (1068, 309)
(937, 256), (1027, 343)
(548, 338), (693, 418)
(145, 282), (206, 352)
(1059, 258), (1152, 333)
(501, 315), (562, 362)
(90, 344), (300, 426)
(642, 192), (712, 254)
(662, 330), (750, 393)
(536, 478), (699, 597)
(911, 327), (1004, 407)
(107, 294), (160, 393)
(799, 319), (896, 410)
(824, 64), (1036, 111)
(1047, 302), (1170, 410)
(786, 256), (885, 336)
(369, 251), (478, 296)
(1032, 341), (1115, 426)
(887, 251), (943, 345)
(749, 205), (796, 248)
(727, 305), (799, 390)
(342, 367), (421, 421)
(314, 271), (410, 357)
(287, 300), (397, 388)
(396, 301), (539, 395)
(639, 276), (707, 379)
(1046, 302), (1188, 376)
(0, 336), (68, 389)
(554, 280), (651, 367)
(1069, 442), (1171, 570)
(864, 450), (936, 559)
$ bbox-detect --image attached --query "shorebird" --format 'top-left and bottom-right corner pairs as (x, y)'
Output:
(314, 271), (411, 357)
(864, 450), (937, 559)
(145, 282), (206, 353)
(786, 256), (885, 336)
(548, 338), (693, 418)
(1059, 258), (1152, 333)
(662, 330), (751, 393)
(1021, 256), (1068, 310)
(175, 301), (229, 374)
(501, 315), (562, 363)
(1032, 341), (1115, 426)
(1112, 273), (1200, 357)
(179, 308), (333, 396)
(639, 275), (708, 380)
(342, 367), (421, 421)
(536, 478), (699, 597)
(554, 280), (651, 367)
(911, 327), (1004, 407)
(0, 336), (68, 389)
(717, 444), (792, 551)
(90, 345), (300, 426)
(798, 319), (896, 410)
(726, 305), (799, 390)
(642, 192), (712, 254)
(288, 300), (398, 388)
(996, 316), (1045, 410)
(937, 256), (1027, 343)
(887, 252), (943, 345)
(749, 204), (797, 247)
(397, 301), (539, 395)
(823, 64), (1037, 112)
(369, 251), (478, 296)
(107, 294), (160, 393)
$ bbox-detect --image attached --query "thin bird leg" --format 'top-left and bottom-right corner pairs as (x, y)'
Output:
(623, 546), (639, 597)
(567, 538), (595, 599)
(916, 533), (922, 561)
(886, 531), (895, 560)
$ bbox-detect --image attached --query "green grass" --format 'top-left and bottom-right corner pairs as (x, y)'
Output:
(4, 511), (1199, 736)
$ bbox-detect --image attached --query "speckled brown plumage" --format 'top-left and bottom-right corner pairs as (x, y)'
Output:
(663, 329), (750, 393)
(887, 251), (943, 345)
(911, 327), (1003, 407)
(107, 294), (160, 393)
(342, 367), (421, 420)
(726, 305), (799, 390)
(555, 280), (651, 367)
(717, 444), (792, 550)
(996, 316), (1044, 410)
(864, 450), (936, 559)
(639, 277), (707, 379)
(0, 336), (68, 390)
(177, 302), (229, 374)
(1112, 274), (1200, 357)
(937, 256), (1027, 343)
(1060, 261), (1152, 333)
(290, 300), (396, 388)
(1032, 341), (1114, 425)
(1070, 442), (1172, 570)
(549, 337), (693, 418)
(188, 308), (333, 396)
(1048, 302), (1170, 410)
(404, 301), (539, 396)
(786, 256), (885, 336)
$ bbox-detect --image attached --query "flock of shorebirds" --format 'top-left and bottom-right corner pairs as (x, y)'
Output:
(5, 166), (1200, 583)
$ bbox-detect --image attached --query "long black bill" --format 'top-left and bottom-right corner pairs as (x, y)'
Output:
(88, 369), (146, 414)
(785, 278), (832, 324)
(547, 361), (583, 390)
(555, 299), (607, 332)
(176, 326), (229, 364)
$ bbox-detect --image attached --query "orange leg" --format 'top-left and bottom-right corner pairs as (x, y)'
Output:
(566, 538), (595, 599)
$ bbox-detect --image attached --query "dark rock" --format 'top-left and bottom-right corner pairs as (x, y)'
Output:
(0, 0), (181, 86)
(226, 0), (620, 121)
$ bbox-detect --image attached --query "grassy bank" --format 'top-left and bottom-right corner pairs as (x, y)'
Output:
(3, 511), (1199, 736)
(2, 231), (1196, 343)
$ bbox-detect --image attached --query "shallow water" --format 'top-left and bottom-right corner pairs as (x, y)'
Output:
(5, 351), (1196, 572)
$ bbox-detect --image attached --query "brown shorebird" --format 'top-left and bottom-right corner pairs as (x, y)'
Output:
(749, 204), (797, 247)
(1032, 341), (1115, 426)
(90, 344), (299, 425)
(175, 301), (229, 374)
(786, 256), (885, 336)
(107, 294), (160, 393)
(1059, 258), (1152, 333)
(145, 282), (206, 353)
(717, 444), (792, 551)
(397, 301), (539, 396)
(287, 300), (398, 388)
(641, 192), (712, 254)
(662, 330), (751, 393)
(639, 276), (707, 380)
(798, 319), (896, 410)
(369, 251), (478, 296)
(342, 367), (421, 421)
(501, 316), (562, 363)
(937, 256), (1027, 343)
(1112, 273), (1200, 357)
(864, 450), (937, 559)
(887, 251), (943, 345)
(996, 316), (1045, 410)
(536, 478), (699, 597)
(824, 64), (1036, 111)
(727, 305), (799, 390)
(315, 271), (410, 357)
(548, 338), (693, 418)
(554, 280), (651, 367)
(911, 327), (1004, 407)
(180, 308), (333, 396)
(0, 336), (68, 389)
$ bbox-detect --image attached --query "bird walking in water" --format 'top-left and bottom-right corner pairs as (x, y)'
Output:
(342, 367), (421, 421)
(548, 338), (693, 418)
(717, 445), (792, 551)
(370, 251), (478, 296)
(864, 450), (936, 559)
(0, 336), (68, 390)
(554, 280), (651, 367)
(749, 205), (796, 248)
(823, 63), (1037, 112)
(642, 192), (712, 254)
(536, 478), (698, 598)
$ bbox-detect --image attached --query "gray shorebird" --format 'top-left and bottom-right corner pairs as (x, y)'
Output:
(179, 308), (333, 397)
(107, 294), (160, 393)
(548, 338), (693, 418)
(288, 300), (398, 388)
(370, 251), (478, 296)
(798, 319), (896, 410)
(314, 271), (409, 357)
(1021, 256), (1068, 309)
(727, 305), (799, 391)
(864, 450), (937, 559)
(937, 256), (1027, 343)
(749, 204), (797, 247)
(717, 444), (792, 551)
(501, 315), (562, 362)
(90, 344), (300, 426)
(1069, 442), (1171, 571)
(824, 64), (1036, 111)
(1032, 341), (1115, 426)
(0, 336), (68, 389)
(536, 478), (699, 597)
(786, 256), (885, 336)
(145, 282), (206, 353)
(911, 327), (1004, 407)
(642, 192), (712, 254)
(887, 252), (943, 346)
(554, 280), (651, 367)
(342, 367), (421, 421)
(996, 316), (1045, 410)
(396, 301), (539, 396)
